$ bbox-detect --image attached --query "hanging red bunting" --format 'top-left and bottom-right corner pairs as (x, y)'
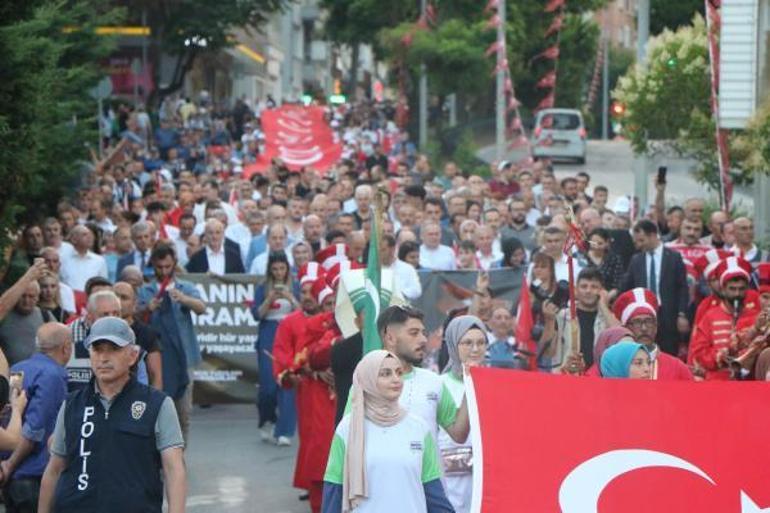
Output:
(545, 0), (566, 13)
(484, 0), (499, 13)
(482, 0), (532, 157)
(536, 92), (555, 111)
(485, 40), (504, 58)
(535, 45), (560, 61)
(536, 70), (557, 89)
(486, 14), (501, 29)
(544, 15), (564, 38)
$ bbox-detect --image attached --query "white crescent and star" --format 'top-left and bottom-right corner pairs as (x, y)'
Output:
(559, 449), (769, 513)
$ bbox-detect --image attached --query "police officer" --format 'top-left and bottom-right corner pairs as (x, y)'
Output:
(37, 317), (187, 513)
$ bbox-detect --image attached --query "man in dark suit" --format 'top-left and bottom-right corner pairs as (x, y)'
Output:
(621, 219), (690, 356)
(116, 221), (155, 280)
(185, 219), (245, 274)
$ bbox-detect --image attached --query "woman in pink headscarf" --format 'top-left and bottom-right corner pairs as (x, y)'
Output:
(584, 326), (635, 377)
(321, 350), (454, 512)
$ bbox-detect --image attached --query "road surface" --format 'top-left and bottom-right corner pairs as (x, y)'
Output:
(186, 405), (304, 513)
(477, 139), (753, 211)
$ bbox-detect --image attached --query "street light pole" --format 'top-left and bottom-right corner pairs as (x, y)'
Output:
(418, 0), (428, 150)
(495, 0), (506, 161)
(602, 36), (609, 140)
(634, 0), (650, 216)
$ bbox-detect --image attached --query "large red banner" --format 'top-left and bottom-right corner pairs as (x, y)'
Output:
(244, 105), (341, 177)
(467, 368), (770, 513)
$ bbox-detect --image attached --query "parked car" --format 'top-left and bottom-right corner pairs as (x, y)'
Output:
(532, 108), (587, 164)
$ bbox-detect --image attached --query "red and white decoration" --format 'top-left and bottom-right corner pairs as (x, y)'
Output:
(243, 105), (342, 177)
(705, 0), (733, 211)
(483, 0), (532, 156)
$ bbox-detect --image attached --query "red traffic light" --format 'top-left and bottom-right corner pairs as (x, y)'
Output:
(611, 102), (625, 116)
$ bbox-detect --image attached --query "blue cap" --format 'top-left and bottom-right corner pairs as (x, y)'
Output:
(84, 317), (135, 349)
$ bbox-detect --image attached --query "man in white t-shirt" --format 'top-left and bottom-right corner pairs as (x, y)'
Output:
(419, 221), (456, 271)
(381, 234), (421, 301)
(60, 226), (108, 292)
(377, 305), (469, 444)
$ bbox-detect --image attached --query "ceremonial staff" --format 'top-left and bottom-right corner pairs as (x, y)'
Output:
(562, 206), (588, 373)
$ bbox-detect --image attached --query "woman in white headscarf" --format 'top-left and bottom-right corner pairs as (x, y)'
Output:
(439, 315), (488, 513)
(321, 350), (454, 513)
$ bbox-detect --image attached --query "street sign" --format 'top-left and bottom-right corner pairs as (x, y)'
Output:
(89, 77), (113, 100)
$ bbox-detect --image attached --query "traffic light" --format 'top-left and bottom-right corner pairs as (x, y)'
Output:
(666, 57), (677, 68)
(611, 101), (625, 117)
(333, 79), (342, 95)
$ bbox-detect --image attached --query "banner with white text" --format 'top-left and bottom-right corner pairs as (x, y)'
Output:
(182, 273), (262, 404)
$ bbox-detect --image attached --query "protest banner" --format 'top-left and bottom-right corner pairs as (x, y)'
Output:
(414, 268), (525, 332)
(467, 368), (770, 512)
(182, 273), (262, 404)
(243, 105), (342, 177)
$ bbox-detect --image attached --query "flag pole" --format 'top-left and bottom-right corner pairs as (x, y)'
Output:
(561, 206), (585, 373)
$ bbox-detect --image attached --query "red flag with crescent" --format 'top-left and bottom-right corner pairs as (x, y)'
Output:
(467, 369), (770, 512)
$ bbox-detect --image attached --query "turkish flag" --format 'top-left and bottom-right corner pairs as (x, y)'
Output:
(468, 369), (770, 513)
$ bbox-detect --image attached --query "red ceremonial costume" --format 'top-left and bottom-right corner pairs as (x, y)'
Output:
(272, 269), (338, 513)
(688, 257), (760, 380)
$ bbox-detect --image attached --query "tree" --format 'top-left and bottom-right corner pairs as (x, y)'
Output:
(612, 15), (711, 154)
(125, 0), (286, 106)
(0, 0), (122, 251)
(611, 14), (753, 191)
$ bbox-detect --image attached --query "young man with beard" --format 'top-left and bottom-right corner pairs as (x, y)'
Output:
(554, 268), (619, 372)
(500, 198), (537, 252)
(272, 265), (329, 513)
(689, 257), (762, 380)
(375, 305), (470, 445)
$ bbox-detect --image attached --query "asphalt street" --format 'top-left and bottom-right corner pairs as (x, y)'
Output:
(186, 404), (304, 513)
(477, 139), (753, 212)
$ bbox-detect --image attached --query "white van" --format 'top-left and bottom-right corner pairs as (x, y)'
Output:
(532, 108), (587, 164)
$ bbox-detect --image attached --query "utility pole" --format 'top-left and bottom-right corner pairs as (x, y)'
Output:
(495, 0), (506, 161)
(601, 36), (609, 140)
(634, 0), (650, 215)
(141, 7), (147, 102)
(418, 0), (428, 150)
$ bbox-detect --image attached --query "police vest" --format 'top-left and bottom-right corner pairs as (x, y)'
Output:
(53, 378), (166, 513)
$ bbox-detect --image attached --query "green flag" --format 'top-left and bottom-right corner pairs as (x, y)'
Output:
(362, 202), (382, 354)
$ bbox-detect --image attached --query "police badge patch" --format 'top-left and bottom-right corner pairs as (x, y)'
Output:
(131, 401), (146, 420)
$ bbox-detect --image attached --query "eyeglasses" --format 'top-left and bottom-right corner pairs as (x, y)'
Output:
(627, 318), (656, 329)
(458, 340), (488, 350)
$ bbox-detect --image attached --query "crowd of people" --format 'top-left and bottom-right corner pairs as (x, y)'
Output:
(0, 93), (769, 512)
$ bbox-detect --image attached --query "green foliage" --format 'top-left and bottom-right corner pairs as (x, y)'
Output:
(732, 98), (770, 180)
(0, 0), (123, 249)
(612, 14), (764, 190)
(128, 0), (287, 102)
(380, 19), (493, 100)
(612, 15), (711, 155)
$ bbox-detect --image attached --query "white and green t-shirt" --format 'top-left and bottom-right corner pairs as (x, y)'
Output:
(438, 372), (473, 513)
(324, 413), (442, 512)
(345, 367), (459, 438)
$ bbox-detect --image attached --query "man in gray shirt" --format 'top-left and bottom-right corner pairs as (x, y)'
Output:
(500, 198), (537, 252)
(0, 280), (49, 366)
(38, 317), (187, 513)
